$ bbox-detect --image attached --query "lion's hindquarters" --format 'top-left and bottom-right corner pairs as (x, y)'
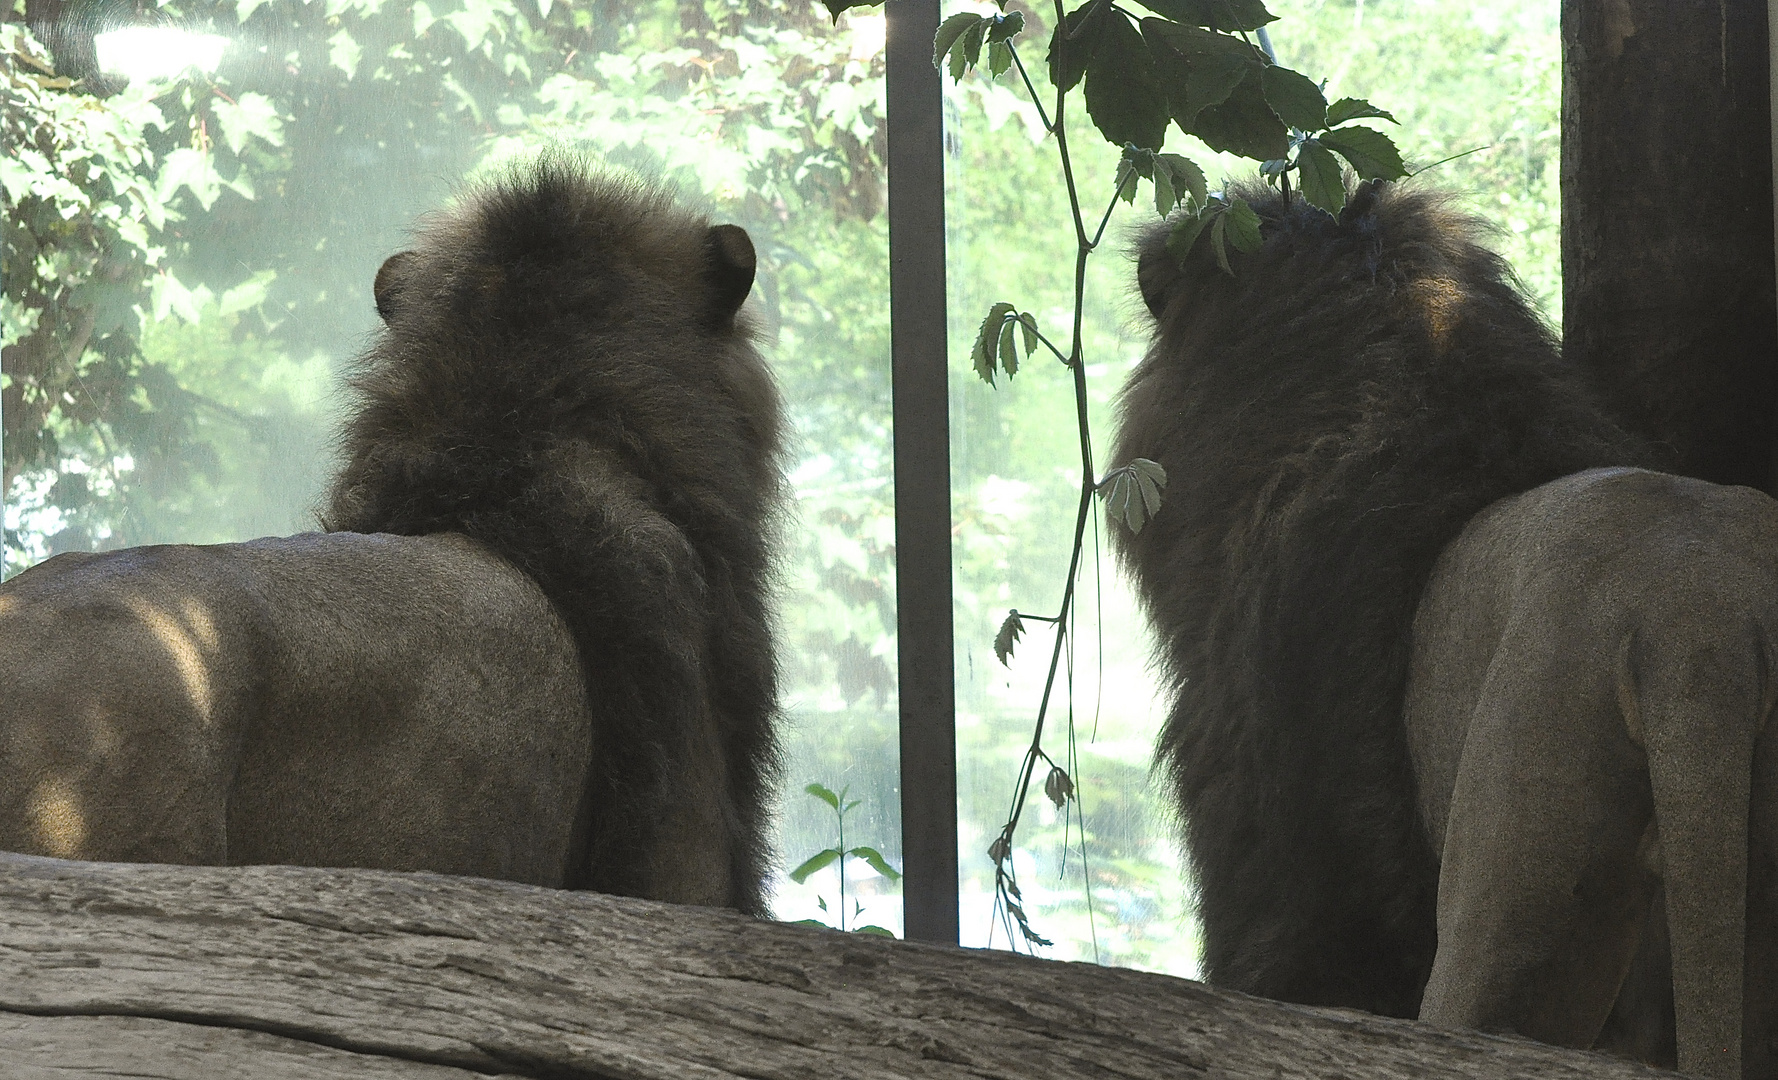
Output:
(0, 549), (249, 864)
(1409, 467), (1778, 1077)
(222, 532), (593, 886)
(1415, 592), (1657, 1049)
(1633, 623), (1761, 1079)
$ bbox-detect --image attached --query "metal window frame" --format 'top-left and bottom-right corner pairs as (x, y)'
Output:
(886, 0), (960, 945)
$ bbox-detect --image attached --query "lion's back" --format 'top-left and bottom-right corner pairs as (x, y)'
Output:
(0, 533), (592, 882)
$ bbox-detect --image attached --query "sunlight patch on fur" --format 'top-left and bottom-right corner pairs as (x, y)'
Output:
(1407, 277), (1466, 353)
(29, 777), (87, 857)
(123, 595), (216, 725)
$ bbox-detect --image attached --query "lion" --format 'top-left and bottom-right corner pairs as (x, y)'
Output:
(1406, 465), (1777, 1079)
(0, 155), (785, 914)
(1112, 179), (1773, 1076)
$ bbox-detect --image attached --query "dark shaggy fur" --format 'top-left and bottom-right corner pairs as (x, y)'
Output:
(1112, 181), (1656, 1015)
(325, 155), (784, 914)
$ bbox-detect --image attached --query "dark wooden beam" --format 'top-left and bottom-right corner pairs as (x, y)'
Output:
(1562, 0), (1777, 491)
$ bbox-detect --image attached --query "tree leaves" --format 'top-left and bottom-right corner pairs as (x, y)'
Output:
(1084, 13), (1169, 150)
(1098, 457), (1167, 533)
(986, 11), (1024, 77)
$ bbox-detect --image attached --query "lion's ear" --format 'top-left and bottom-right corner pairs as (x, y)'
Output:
(1137, 236), (1183, 320)
(374, 251), (419, 323)
(706, 224), (756, 321)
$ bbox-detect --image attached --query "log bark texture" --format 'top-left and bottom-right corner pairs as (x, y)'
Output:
(0, 853), (1683, 1079)
(1562, 0), (1778, 493)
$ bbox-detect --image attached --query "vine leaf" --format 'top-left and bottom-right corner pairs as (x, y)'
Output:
(997, 316), (1020, 377)
(954, 18), (990, 81)
(1295, 140), (1346, 214)
(822, 0), (878, 19)
(1044, 766), (1075, 807)
(805, 782), (842, 809)
(933, 12), (981, 73)
(1326, 96), (1397, 126)
(1260, 65), (1327, 132)
(1142, 19), (1254, 135)
(1084, 12), (1169, 151)
(1047, 1), (1112, 93)
(1189, 68), (1289, 161)
(986, 10), (1026, 43)
(1321, 125), (1408, 180)
(1166, 207), (1210, 262)
(1158, 153), (1207, 208)
(994, 609), (1026, 665)
(1128, 0), (1274, 31)
(1098, 457), (1168, 533)
(1005, 898), (1054, 947)
(1223, 197), (1263, 252)
(973, 302), (1017, 384)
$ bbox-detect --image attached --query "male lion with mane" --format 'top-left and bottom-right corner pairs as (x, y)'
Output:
(0, 154), (785, 914)
(1114, 179), (1776, 1078)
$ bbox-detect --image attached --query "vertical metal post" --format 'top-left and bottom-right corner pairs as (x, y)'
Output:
(886, 0), (959, 945)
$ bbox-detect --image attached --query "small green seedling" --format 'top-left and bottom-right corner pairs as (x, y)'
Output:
(788, 782), (902, 936)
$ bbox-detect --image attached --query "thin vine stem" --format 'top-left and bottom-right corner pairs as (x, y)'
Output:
(989, 5), (1110, 950)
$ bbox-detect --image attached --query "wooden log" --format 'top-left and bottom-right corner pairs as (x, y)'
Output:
(0, 853), (1680, 1079)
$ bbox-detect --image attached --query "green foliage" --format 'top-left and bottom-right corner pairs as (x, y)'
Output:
(790, 783), (901, 935)
(3, 0), (888, 569)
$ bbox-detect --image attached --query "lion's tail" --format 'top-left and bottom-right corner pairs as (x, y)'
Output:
(1632, 617), (1774, 1079)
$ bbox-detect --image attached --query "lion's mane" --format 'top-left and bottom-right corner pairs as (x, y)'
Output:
(324, 156), (785, 914)
(1112, 181), (1655, 1014)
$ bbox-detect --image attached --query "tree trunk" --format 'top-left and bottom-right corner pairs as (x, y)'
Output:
(0, 853), (1683, 1079)
(1562, 0), (1778, 492)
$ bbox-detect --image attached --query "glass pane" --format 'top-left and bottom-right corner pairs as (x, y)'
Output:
(2, 0), (899, 930)
(944, 0), (1559, 975)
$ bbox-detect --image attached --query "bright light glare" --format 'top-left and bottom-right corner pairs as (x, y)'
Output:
(94, 27), (228, 83)
(847, 13), (885, 61)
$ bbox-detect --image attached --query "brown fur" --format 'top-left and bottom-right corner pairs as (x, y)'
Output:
(325, 154), (786, 913)
(1111, 180), (1655, 1015)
